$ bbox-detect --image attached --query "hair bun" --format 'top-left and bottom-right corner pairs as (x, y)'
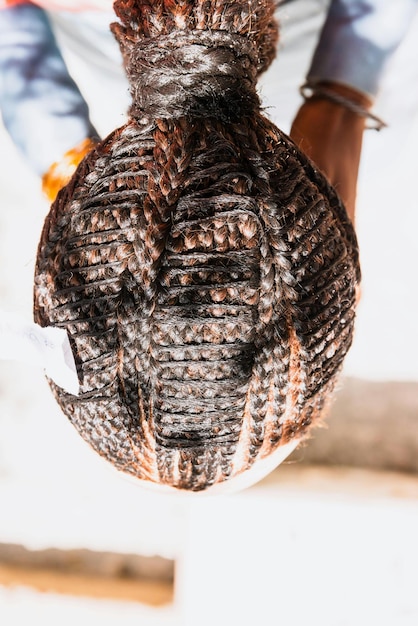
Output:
(120, 30), (260, 122)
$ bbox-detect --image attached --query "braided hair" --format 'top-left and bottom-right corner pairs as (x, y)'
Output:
(34, 0), (360, 492)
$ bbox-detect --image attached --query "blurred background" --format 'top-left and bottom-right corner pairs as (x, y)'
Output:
(0, 1), (417, 624)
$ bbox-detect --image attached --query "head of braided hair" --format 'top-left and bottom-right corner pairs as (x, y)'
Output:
(34, 0), (360, 492)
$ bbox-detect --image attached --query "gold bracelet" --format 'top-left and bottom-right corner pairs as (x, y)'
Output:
(300, 83), (387, 131)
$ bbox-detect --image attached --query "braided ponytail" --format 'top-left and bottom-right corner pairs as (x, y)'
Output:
(34, 0), (360, 492)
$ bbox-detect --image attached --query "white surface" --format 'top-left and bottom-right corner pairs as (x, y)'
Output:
(0, 311), (79, 395)
(178, 468), (418, 626)
(0, 587), (177, 626)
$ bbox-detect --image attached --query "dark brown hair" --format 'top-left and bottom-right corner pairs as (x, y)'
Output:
(34, 0), (360, 491)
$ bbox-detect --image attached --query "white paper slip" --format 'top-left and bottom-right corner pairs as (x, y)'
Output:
(0, 310), (79, 395)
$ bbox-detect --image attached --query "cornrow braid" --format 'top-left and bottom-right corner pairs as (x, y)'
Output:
(34, 0), (360, 492)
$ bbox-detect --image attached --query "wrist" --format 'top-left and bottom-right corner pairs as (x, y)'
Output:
(300, 81), (386, 131)
(313, 81), (372, 108)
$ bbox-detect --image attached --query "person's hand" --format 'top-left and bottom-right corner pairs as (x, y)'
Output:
(290, 82), (372, 223)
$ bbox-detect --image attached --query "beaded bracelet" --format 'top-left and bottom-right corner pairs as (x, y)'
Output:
(300, 83), (387, 131)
